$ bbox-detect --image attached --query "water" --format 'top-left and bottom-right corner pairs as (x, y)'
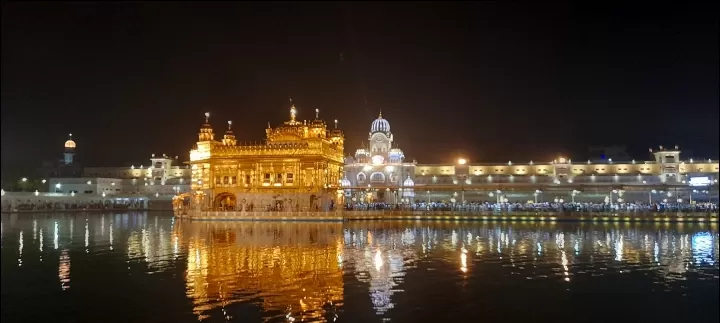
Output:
(1, 213), (718, 323)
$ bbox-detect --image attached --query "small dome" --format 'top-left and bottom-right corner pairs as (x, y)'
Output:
(341, 176), (352, 187)
(370, 113), (390, 133)
(403, 175), (414, 187)
(64, 133), (76, 148)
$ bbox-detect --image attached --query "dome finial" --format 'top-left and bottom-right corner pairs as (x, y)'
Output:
(334, 119), (338, 129)
(227, 120), (232, 130)
(204, 112), (210, 123)
(378, 109), (382, 118)
(315, 108), (319, 119)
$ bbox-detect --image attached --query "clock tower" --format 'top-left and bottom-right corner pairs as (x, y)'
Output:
(368, 112), (393, 162)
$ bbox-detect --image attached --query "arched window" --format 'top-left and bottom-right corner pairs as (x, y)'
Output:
(357, 173), (366, 184)
(370, 172), (385, 183)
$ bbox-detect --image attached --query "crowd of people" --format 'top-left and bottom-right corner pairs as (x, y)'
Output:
(344, 201), (719, 214)
(2, 199), (147, 211)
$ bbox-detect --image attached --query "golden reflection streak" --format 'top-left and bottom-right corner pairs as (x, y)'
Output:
(178, 221), (344, 322)
(59, 249), (70, 290)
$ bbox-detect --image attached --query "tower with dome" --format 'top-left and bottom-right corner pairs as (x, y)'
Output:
(64, 133), (76, 165)
(342, 112), (417, 205)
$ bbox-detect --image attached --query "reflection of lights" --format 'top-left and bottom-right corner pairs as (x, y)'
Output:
(374, 250), (383, 271)
(18, 231), (23, 267)
(84, 220), (89, 251)
(109, 221), (114, 251)
(460, 247), (468, 273)
(691, 232), (715, 265)
(39, 229), (44, 253)
(54, 222), (59, 250)
(561, 250), (569, 281)
(615, 234), (624, 261)
(59, 249), (71, 290)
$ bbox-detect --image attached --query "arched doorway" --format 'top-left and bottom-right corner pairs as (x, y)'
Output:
(214, 192), (237, 211)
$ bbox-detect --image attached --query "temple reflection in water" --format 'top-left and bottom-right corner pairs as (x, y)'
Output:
(172, 219), (717, 321)
(176, 221), (344, 322)
(1, 213), (716, 322)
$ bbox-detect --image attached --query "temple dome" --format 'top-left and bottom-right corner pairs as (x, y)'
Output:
(370, 113), (390, 133)
(403, 175), (414, 187)
(64, 133), (76, 148)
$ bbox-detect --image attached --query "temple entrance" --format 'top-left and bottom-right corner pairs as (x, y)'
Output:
(214, 192), (237, 211)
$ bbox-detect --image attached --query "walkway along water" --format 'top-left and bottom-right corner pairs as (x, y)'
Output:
(177, 209), (719, 223)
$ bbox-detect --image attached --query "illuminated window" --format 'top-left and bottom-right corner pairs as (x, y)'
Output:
(370, 172), (385, 183)
(245, 175), (251, 185)
(223, 176), (229, 184)
(276, 173), (283, 183)
(264, 173), (271, 183)
(231, 176), (236, 185)
(286, 173), (294, 184)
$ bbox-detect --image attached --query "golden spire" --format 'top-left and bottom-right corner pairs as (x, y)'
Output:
(315, 108), (320, 119)
(334, 119), (338, 129)
(378, 110), (382, 119)
(198, 112), (215, 142)
(222, 120), (236, 146)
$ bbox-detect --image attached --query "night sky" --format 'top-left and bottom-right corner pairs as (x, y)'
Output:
(2, 2), (718, 171)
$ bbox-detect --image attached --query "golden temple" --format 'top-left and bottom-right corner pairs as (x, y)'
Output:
(188, 101), (345, 211)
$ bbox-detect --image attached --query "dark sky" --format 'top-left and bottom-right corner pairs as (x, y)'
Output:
(2, 2), (718, 169)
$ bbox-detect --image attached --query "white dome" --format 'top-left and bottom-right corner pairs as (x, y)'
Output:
(341, 176), (352, 187)
(403, 175), (414, 187)
(370, 115), (390, 133)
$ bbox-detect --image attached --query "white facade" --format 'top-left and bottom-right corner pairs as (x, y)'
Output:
(50, 153), (191, 196)
(343, 113), (417, 204)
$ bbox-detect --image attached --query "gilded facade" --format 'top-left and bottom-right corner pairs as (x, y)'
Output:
(189, 102), (345, 211)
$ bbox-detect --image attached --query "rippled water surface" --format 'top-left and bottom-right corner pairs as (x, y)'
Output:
(1, 212), (718, 323)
